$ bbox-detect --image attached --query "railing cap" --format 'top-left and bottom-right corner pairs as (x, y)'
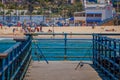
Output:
(0, 53), (8, 59)
(25, 32), (94, 36)
(14, 37), (27, 42)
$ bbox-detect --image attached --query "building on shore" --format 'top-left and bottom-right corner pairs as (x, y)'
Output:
(74, 0), (115, 26)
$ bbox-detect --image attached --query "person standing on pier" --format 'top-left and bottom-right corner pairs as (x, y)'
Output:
(0, 23), (2, 29)
(40, 26), (42, 32)
(13, 28), (16, 36)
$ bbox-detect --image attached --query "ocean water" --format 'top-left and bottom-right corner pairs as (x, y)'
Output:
(0, 38), (15, 53)
(32, 39), (93, 61)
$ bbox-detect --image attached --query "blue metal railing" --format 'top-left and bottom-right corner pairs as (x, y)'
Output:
(34, 42), (49, 64)
(0, 36), (32, 80)
(93, 33), (120, 80)
(27, 33), (93, 61)
(0, 32), (120, 80)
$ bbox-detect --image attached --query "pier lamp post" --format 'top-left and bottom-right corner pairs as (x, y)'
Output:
(52, 1), (58, 34)
(52, 18), (54, 34)
(52, 4), (55, 34)
(42, 7), (45, 23)
(1, 4), (4, 22)
(52, 12), (55, 35)
(14, 0), (18, 22)
(117, 0), (119, 25)
(28, 0), (34, 21)
(0, 0), (5, 22)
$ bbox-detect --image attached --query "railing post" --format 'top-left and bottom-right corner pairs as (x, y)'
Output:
(118, 42), (120, 78)
(113, 39), (117, 76)
(0, 59), (4, 80)
(64, 33), (67, 60)
(108, 40), (111, 58)
(7, 54), (10, 80)
(93, 34), (95, 64)
(2, 59), (5, 80)
(119, 42), (120, 56)
(113, 40), (116, 61)
(104, 37), (107, 57)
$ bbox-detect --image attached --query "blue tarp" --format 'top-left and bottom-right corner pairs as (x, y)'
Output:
(58, 18), (65, 20)
(86, 13), (102, 14)
(69, 17), (74, 21)
(7, 23), (13, 27)
(86, 19), (101, 22)
(89, 0), (97, 2)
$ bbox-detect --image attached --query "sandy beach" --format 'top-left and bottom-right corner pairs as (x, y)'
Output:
(0, 26), (120, 38)
(0, 26), (25, 38)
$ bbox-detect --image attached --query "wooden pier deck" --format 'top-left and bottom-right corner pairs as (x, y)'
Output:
(24, 61), (102, 80)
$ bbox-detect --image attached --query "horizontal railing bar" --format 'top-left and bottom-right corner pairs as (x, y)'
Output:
(93, 39), (120, 41)
(32, 47), (92, 49)
(33, 52), (92, 54)
(0, 54), (8, 58)
(95, 41), (120, 52)
(33, 42), (92, 44)
(93, 38), (120, 43)
(94, 49), (119, 52)
(0, 42), (21, 58)
(26, 33), (120, 36)
(0, 42), (15, 43)
(33, 43), (92, 45)
(93, 33), (120, 35)
(26, 33), (93, 35)
(33, 39), (92, 40)
(33, 56), (92, 58)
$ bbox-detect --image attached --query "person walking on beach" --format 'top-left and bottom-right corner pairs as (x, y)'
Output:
(70, 32), (72, 38)
(0, 23), (3, 29)
(13, 28), (16, 36)
(40, 26), (42, 32)
(22, 22), (29, 33)
(17, 22), (21, 27)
